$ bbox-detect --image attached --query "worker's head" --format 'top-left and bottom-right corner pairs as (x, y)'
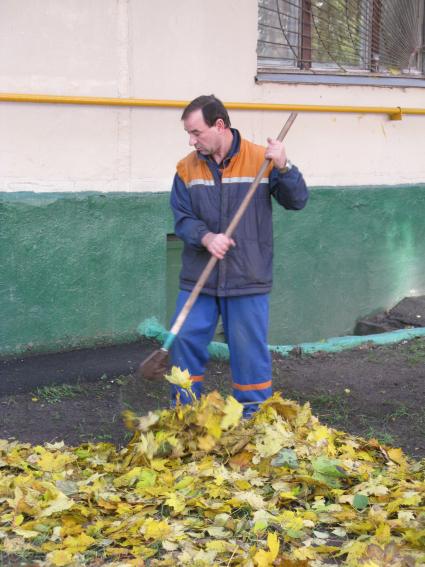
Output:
(181, 95), (231, 156)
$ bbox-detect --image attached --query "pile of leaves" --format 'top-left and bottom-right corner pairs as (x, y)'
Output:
(0, 370), (424, 566)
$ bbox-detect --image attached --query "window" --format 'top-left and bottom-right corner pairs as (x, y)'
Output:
(257, 0), (425, 83)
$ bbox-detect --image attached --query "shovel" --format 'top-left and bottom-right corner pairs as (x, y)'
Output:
(136, 112), (298, 380)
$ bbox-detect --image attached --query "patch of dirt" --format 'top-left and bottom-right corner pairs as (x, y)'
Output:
(1, 337), (424, 459)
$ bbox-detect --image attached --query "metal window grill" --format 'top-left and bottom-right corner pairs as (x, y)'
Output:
(258, 0), (425, 75)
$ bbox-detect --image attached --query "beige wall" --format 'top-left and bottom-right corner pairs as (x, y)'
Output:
(1, 0), (424, 192)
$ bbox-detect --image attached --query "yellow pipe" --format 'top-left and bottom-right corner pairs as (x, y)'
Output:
(1, 92), (425, 119)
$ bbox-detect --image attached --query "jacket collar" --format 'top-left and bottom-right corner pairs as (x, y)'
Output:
(197, 128), (240, 168)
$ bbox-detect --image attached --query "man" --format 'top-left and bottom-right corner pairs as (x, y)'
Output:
(170, 95), (308, 417)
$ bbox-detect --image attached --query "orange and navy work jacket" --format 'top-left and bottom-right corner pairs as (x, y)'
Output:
(170, 129), (308, 297)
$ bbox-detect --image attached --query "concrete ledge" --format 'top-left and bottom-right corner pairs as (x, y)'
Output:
(138, 317), (425, 360)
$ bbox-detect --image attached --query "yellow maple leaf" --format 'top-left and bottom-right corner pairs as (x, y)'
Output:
(143, 518), (171, 541)
(174, 475), (194, 490)
(150, 458), (168, 471)
(342, 540), (368, 564)
(39, 491), (74, 518)
(13, 527), (39, 539)
(375, 523), (391, 545)
(13, 513), (24, 527)
(63, 533), (95, 553)
(123, 410), (160, 432)
(262, 393), (299, 421)
(397, 510), (415, 525)
(59, 516), (84, 538)
(165, 492), (186, 514)
(164, 366), (192, 389)
(254, 531), (280, 566)
(293, 546), (318, 561)
(114, 466), (145, 488)
(278, 509), (305, 534)
(206, 540), (232, 552)
(194, 549), (218, 563)
(138, 411), (160, 432)
(235, 479), (251, 491)
(387, 447), (407, 467)
(198, 434), (217, 452)
(254, 421), (294, 463)
(234, 490), (265, 510)
(294, 402), (313, 427)
(37, 449), (75, 472)
(221, 396), (243, 430)
(46, 549), (74, 566)
(307, 424), (335, 448)
(202, 412), (223, 439)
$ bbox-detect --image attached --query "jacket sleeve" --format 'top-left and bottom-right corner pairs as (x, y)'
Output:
(269, 165), (309, 210)
(170, 173), (210, 249)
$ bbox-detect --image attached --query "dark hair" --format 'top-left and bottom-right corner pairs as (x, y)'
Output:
(181, 95), (231, 128)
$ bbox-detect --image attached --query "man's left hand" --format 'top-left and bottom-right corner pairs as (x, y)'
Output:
(265, 137), (287, 170)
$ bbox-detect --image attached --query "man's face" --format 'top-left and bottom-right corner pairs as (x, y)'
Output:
(183, 109), (222, 156)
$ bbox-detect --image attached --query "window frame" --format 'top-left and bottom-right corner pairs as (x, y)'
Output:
(257, 0), (425, 88)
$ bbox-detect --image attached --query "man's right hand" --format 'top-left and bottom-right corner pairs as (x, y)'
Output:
(201, 232), (236, 260)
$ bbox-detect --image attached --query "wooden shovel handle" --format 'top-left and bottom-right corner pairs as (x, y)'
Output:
(169, 112), (298, 338)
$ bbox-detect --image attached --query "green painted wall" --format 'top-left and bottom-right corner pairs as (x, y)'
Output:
(1, 185), (425, 357)
(0, 192), (173, 357)
(271, 185), (425, 343)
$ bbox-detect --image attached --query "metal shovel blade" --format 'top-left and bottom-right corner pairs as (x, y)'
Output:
(135, 348), (169, 381)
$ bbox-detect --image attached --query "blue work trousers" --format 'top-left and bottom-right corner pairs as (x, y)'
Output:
(170, 291), (272, 417)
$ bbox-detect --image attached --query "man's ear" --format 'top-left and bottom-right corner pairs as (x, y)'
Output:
(215, 118), (226, 132)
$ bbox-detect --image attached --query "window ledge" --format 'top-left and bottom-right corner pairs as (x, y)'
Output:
(256, 72), (425, 88)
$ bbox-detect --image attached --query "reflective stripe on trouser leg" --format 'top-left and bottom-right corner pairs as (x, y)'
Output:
(219, 294), (272, 416)
(170, 291), (219, 405)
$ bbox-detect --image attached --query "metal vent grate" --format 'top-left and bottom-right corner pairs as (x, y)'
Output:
(258, 0), (424, 76)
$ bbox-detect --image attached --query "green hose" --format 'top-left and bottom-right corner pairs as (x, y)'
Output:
(137, 317), (425, 360)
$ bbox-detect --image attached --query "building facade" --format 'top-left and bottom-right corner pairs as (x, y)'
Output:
(1, 0), (424, 356)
